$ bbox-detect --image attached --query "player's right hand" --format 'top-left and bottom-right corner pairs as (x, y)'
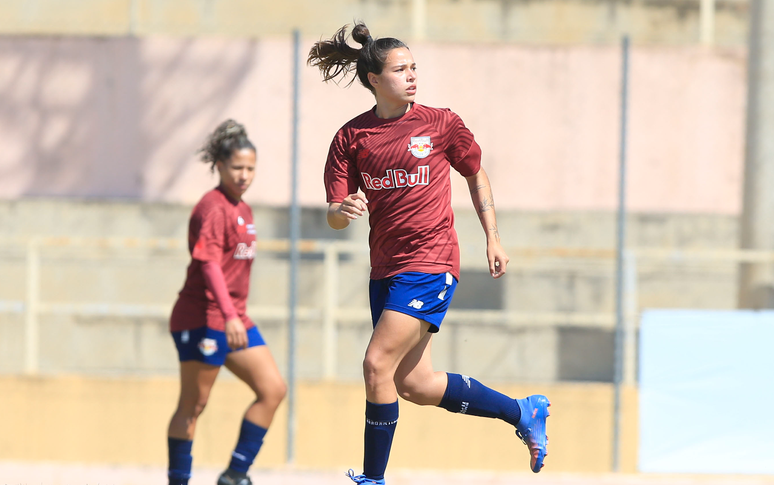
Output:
(224, 317), (248, 350)
(338, 193), (369, 220)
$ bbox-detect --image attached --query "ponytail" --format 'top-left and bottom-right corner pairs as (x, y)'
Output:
(308, 21), (408, 94)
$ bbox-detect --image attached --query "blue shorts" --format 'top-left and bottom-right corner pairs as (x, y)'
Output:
(369, 271), (458, 333)
(171, 326), (266, 366)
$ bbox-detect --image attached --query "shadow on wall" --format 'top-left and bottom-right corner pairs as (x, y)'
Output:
(0, 36), (258, 199)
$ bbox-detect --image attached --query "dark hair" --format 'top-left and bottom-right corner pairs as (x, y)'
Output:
(198, 119), (255, 172)
(307, 21), (408, 94)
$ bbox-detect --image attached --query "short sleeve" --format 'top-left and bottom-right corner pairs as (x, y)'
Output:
(444, 111), (482, 177)
(190, 206), (226, 262)
(324, 128), (359, 203)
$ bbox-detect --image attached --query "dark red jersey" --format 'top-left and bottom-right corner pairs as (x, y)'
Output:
(325, 103), (481, 280)
(170, 186), (257, 332)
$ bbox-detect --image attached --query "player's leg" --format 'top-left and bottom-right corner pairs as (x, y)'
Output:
(393, 331), (446, 405)
(218, 329), (286, 485)
(167, 360), (220, 485)
(394, 324), (551, 473)
(348, 309), (430, 485)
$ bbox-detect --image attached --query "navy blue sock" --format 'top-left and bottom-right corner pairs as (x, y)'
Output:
(363, 400), (398, 480)
(438, 373), (522, 427)
(228, 419), (268, 474)
(168, 437), (193, 485)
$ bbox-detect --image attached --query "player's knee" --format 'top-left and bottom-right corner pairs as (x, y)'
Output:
(362, 354), (375, 377)
(255, 376), (286, 409)
(178, 396), (209, 419)
(266, 379), (287, 407)
(362, 354), (391, 384)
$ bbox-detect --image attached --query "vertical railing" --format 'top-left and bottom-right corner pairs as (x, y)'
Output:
(24, 238), (40, 375)
(322, 244), (339, 380)
(700, 0), (716, 46)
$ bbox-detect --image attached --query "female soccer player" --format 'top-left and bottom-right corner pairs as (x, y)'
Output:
(308, 22), (551, 484)
(166, 120), (286, 485)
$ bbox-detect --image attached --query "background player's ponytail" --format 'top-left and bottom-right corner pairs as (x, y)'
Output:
(198, 119), (256, 172)
(307, 21), (408, 94)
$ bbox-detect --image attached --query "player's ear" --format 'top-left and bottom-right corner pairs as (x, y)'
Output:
(367, 72), (379, 87)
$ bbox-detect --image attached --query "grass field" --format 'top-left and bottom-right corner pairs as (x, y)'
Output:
(1, 462), (773, 485)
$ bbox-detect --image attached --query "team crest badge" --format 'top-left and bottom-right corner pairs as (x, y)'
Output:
(408, 136), (433, 159)
(198, 338), (218, 356)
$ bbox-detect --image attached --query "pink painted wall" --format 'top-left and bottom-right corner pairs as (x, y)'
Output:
(0, 37), (745, 213)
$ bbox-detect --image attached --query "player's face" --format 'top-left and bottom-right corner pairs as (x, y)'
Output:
(370, 47), (417, 105)
(217, 148), (256, 201)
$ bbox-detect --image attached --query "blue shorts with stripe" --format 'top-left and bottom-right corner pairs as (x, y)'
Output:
(171, 325), (265, 366)
(369, 271), (458, 333)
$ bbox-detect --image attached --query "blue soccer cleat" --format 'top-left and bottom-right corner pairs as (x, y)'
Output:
(515, 394), (551, 473)
(346, 469), (386, 484)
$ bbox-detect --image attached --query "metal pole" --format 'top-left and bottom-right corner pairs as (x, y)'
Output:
(739, 0), (774, 309)
(287, 28), (301, 465)
(612, 35), (630, 473)
(24, 239), (40, 375)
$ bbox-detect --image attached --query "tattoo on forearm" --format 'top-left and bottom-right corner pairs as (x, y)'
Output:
(470, 184), (487, 194)
(488, 224), (500, 240)
(478, 195), (494, 213)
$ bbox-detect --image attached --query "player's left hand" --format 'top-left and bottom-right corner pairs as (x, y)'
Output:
(487, 240), (509, 279)
(224, 317), (248, 350)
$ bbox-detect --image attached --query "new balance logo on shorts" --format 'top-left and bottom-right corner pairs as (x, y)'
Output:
(408, 299), (424, 309)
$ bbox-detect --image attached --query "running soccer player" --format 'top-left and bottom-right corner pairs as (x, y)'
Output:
(308, 22), (551, 485)
(166, 120), (286, 485)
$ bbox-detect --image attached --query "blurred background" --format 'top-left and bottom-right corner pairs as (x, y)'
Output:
(1, 0), (773, 482)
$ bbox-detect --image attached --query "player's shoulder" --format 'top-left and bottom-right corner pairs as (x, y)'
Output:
(339, 108), (377, 132)
(191, 188), (230, 220)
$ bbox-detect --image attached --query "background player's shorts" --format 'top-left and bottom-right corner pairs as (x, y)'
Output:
(171, 326), (265, 366)
(369, 271), (458, 333)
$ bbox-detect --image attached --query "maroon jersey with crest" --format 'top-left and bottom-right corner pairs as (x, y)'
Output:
(324, 103), (481, 280)
(170, 186), (257, 331)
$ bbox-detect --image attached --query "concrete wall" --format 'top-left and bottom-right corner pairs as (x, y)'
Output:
(0, 36), (746, 214)
(0, 375), (639, 473)
(0, 0), (749, 47)
(0, 199), (738, 381)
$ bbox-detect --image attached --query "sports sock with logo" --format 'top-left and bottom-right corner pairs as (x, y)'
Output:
(228, 419), (268, 474)
(363, 400), (399, 480)
(438, 373), (522, 427)
(168, 437), (193, 485)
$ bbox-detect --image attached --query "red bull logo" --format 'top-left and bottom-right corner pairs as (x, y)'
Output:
(408, 136), (433, 159)
(361, 166), (429, 190)
(233, 241), (256, 260)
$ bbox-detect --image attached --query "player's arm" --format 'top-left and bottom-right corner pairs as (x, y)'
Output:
(327, 193), (369, 230)
(201, 261), (247, 350)
(465, 167), (509, 279)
